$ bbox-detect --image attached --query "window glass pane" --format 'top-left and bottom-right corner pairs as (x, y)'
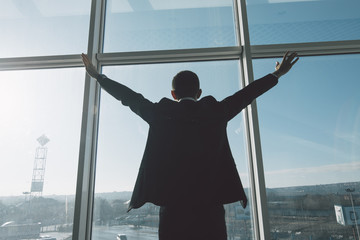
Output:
(255, 54), (360, 239)
(93, 61), (255, 239)
(0, 68), (85, 239)
(103, 0), (237, 52)
(247, 0), (360, 45)
(0, 0), (91, 58)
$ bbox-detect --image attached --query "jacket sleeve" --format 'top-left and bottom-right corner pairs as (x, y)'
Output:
(96, 74), (155, 123)
(221, 74), (278, 121)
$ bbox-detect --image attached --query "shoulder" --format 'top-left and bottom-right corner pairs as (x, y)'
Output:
(198, 95), (218, 105)
(158, 97), (176, 106)
(199, 95), (217, 102)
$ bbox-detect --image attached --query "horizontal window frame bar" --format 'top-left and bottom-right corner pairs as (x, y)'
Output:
(97, 46), (243, 66)
(251, 40), (360, 58)
(1, 40), (359, 71)
(0, 47), (243, 71)
(0, 54), (83, 71)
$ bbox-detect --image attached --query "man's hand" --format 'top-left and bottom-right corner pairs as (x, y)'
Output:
(81, 53), (100, 79)
(273, 51), (299, 78)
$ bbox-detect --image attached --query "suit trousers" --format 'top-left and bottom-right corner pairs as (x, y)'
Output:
(158, 204), (227, 240)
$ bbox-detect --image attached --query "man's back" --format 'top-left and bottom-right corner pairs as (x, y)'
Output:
(129, 95), (250, 210)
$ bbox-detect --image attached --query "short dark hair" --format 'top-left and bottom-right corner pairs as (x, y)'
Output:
(172, 70), (200, 98)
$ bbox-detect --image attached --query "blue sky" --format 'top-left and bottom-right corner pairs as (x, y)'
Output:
(255, 55), (360, 187)
(0, 0), (359, 196)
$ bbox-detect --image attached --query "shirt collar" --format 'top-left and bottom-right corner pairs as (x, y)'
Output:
(178, 97), (197, 102)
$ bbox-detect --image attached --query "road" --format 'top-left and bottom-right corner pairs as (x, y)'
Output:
(92, 225), (158, 240)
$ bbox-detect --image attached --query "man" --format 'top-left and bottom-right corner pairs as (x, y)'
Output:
(81, 51), (299, 240)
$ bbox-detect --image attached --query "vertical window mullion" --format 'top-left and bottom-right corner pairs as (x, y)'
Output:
(73, 0), (106, 239)
(234, 0), (271, 239)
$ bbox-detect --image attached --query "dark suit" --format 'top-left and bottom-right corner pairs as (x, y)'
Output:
(97, 73), (278, 237)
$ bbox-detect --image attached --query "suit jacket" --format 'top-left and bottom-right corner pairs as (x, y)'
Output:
(97, 74), (278, 211)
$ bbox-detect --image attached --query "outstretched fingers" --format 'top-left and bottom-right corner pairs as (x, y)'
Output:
(274, 51), (300, 77)
(81, 53), (91, 66)
(283, 52), (299, 67)
(81, 53), (99, 78)
(291, 56), (299, 66)
(287, 52), (299, 66)
(285, 52), (296, 61)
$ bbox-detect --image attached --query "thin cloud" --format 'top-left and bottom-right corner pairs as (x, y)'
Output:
(265, 161), (360, 175)
(282, 134), (338, 155)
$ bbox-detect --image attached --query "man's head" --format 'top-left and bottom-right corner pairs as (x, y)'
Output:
(171, 70), (202, 101)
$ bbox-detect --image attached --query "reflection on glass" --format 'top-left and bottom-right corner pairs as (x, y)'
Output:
(92, 60), (254, 239)
(0, 68), (85, 239)
(255, 54), (360, 239)
(247, 0), (360, 45)
(103, 0), (237, 52)
(0, 0), (91, 58)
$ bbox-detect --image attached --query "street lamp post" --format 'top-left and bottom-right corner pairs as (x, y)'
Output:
(346, 188), (360, 240)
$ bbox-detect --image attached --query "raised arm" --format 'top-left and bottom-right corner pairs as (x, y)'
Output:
(222, 51), (299, 120)
(81, 53), (154, 122)
(81, 53), (137, 101)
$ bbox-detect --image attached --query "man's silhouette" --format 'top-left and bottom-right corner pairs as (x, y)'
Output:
(82, 51), (299, 240)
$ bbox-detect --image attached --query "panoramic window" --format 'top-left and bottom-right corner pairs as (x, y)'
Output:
(0, 0), (91, 58)
(92, 60), (255, 239)
(2, 0), (359, 239)
(0, 68), (85, 239)
(255, 54), (360, 239)
(247, 0), (360, 45)
(103, 0), (237, 52)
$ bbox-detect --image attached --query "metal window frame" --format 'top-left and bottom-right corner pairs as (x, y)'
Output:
(72, 0), (106, 239)
(1, 40), (359, 71)
(251, 40), (360, 59)
(97, 46), (243, 65)
(0, 0), (360, 239)
(234, 0), (270, 239)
